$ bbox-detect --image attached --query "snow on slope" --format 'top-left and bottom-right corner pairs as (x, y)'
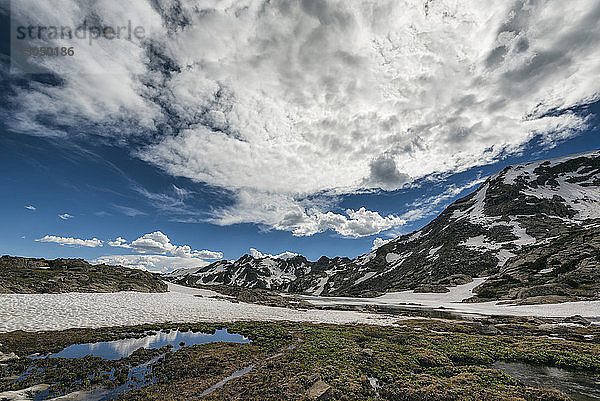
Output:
(500, 150), (600, 220)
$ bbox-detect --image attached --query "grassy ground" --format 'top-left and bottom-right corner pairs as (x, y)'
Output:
(1, 318), (599, 400)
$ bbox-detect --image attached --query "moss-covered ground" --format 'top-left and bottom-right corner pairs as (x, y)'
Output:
(1, 318), (599, 400)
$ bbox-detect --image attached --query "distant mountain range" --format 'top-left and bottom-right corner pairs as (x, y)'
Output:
(166, 151), (600, 304)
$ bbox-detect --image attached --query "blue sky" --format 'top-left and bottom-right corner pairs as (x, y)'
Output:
(1, 1), (599, 272)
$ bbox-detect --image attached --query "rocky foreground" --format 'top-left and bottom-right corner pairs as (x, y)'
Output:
(0, 256), (167, 294)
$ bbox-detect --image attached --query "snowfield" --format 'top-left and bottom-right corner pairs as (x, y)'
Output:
(1, 281), (600, 333)
(0, 283), (395, 333)
(303, 278), (600, 319)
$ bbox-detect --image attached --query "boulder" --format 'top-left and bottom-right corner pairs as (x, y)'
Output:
(307, 380), (332, 400)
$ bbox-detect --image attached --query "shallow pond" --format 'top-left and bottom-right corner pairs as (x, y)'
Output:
(23, 329), (251, 400)
(493, 362), (600, 401)
(39, 328), (250, 360)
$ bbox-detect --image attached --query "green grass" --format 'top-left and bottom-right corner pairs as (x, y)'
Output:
(1, 319), (598, 400)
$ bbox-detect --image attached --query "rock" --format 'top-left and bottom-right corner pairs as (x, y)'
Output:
(0, 384), (50, 400)
(413, 284), (450, 293)
(436, 274), (473, 286)
(0, 352), (19, 362)
(361, 348), (374, 357)
(524, 316), (546, 325)
(562, 315), (591, 326)
(472, 322), (500, 335)
(0, 255), (167, 294)
(516, 295), (574, 305)
(307, 380), (332, 400)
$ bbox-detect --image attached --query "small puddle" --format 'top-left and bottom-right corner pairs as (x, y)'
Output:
(493, 362), (600, 401)
(199, 365), (254, 397)
(36, 329), (250, 360)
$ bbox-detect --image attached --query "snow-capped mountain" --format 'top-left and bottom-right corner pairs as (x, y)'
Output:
(165, 254), (354, 295)
(167, 151), (600, 303)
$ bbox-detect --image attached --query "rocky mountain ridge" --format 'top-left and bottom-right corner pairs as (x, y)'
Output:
(0, 256), (168, 293)
(167, 150), (600, 304)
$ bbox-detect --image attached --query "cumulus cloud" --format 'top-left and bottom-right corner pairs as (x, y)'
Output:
(99, 231), (222, 272)
(7, 0), (600, 235)
(25, 205), (36, 211)
(58, 213), (74, 220)
(372, 237), (392, 250)
(209, 190), (404, 237)
(366, 156), (411, 191)
(108, 231), (223, 259)
(36, 235), (103, 248)
(92, 254), (209, 273)
(249, 248), (298, 260)
(289, 208), (405, 238)
(108, 237), (130, 248)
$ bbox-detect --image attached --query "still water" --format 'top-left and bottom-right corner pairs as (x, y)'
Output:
(40, 328), (250, 360)
(494, 361), (600, 401)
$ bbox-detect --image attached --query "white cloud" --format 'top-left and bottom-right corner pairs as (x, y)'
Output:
(58, 213), (74, 220)
(92, 254), (209, 273)
(108, 237), (130, 248)
(172, 185), (192, 199)
(289, 208), (405, 238)
(372, 237), (392, 250)
(100, 231), (222, 272)
(25, 205), (36, 211)
(129, 231), (173, 254)
(7, 0), (600, 234)
(108, 231), (223, 259)
(209, 190), (404, 237)
(36, 235), (103, 248)
(135, 0), (596, 196)
(112, 205), (147, 217)
(249, 248), (298, 260)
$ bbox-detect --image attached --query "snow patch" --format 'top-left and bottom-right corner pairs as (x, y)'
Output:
(354, 271), (377, 285)
(310, 276), (330, 296)
(385, 253), (401, 263)
(451, 183), (493, 224)
(355, 252), (376, 266)
(385, 251), (412, 267)
(304, 277), (600, 318)
(427, 245), (443, 259)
